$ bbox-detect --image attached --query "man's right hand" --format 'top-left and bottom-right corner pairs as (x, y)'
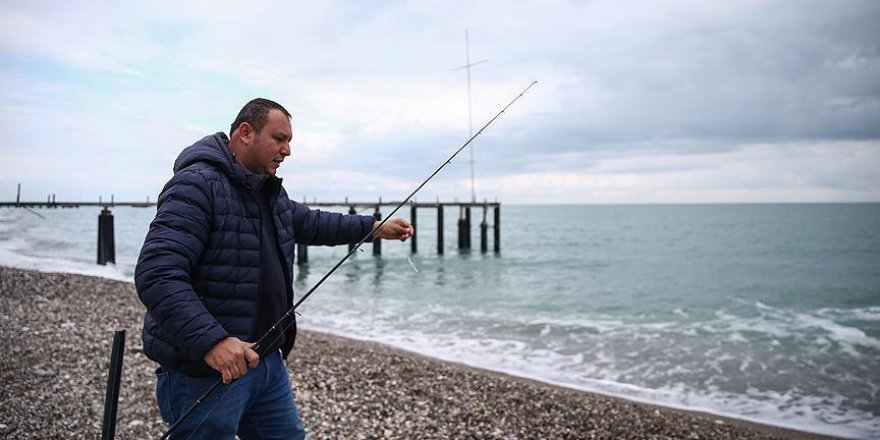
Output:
(203, 337), (260, 384)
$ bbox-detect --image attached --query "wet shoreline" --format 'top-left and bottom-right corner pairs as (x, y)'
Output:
(0, 266), (841, 439)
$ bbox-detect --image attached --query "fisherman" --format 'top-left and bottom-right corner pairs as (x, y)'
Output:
(135, 98), (413, 439)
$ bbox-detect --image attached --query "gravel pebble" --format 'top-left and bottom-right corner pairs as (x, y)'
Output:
(0, 266), (840, 440)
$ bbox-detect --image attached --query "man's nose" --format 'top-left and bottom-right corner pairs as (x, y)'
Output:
(281, 142), (291, 157)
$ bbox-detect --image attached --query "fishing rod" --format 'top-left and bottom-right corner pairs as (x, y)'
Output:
(159, 80), (537, 440)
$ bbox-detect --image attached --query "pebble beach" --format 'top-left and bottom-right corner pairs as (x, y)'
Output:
(0, 266), (841, 440)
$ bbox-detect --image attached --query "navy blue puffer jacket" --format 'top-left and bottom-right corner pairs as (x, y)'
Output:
(135, 132), (374, 375)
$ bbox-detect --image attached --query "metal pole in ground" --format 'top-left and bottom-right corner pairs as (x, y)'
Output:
(101, 330), (126, 440)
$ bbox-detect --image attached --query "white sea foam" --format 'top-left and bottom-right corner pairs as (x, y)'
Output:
(295, 287), (880, 439)
(300, 313), (879, 439)
(673, 307), (690, 318)
(818, 306), (880, 322)
(794, 313), (880, 354)
(0, 241), (133, 282)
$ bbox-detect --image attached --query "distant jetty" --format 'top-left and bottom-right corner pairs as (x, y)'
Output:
(3, 184), (503, 265)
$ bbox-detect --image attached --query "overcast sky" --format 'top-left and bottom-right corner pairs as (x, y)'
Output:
(1, 0), (878, 204)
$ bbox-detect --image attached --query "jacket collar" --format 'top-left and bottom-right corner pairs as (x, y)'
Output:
(173, 132), (283, 191)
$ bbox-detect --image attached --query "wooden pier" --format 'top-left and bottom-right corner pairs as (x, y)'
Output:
(298, 198), (502, 257)
(3, 185), (502, 265)
(0, 187), (154, 209)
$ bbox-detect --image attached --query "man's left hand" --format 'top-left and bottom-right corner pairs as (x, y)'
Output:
(373, 218), (414, 241)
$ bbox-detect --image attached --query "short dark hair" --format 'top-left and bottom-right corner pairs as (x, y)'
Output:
(230, 98), (291, 135)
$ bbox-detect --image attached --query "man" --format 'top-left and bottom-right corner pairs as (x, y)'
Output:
(135, 98), (413, 439)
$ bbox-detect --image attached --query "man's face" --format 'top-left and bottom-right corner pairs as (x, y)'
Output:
(242, 109), (292, 176)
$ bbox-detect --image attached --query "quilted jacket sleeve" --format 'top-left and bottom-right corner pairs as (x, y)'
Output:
(135, 169), (229, 362)
(289, 200), (375, 246)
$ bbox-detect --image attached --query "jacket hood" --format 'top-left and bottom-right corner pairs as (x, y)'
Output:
(173, 132), (278, 190)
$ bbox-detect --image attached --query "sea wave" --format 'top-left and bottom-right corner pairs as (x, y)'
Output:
(300, 314), (879, 439)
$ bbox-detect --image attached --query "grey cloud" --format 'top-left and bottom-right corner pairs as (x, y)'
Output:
(3, 0), (878, 203)
(472, 1), (880, 162)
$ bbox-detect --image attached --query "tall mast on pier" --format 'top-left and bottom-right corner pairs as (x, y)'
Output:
(451, 30), (487, 203)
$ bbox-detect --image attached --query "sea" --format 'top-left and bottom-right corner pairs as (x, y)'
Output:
(1, 203), (878, 439)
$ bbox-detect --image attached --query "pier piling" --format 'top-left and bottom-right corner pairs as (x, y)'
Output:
(457, 210), (466, 250)
(373, 207), (382, 256)
(410, 204), (417, 254)
(297, 243), (308, 265)
(465, 207), (472, 249)
(494, 205), (501, 253)
(437, 205), (444, 255)
(348, 206), (357, 253)
(458, 206), (472, 250)
(480, 205), (488, 253)
(97, 207), (115, 265)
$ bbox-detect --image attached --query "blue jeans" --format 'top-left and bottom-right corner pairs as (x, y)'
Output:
(157, 351), (306, 440)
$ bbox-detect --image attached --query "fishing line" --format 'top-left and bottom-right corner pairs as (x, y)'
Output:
(407, 255), (420, 273)
(181, 383), (236, 440)
(23, 206), (46, 220)
(159, 80), (536, 440)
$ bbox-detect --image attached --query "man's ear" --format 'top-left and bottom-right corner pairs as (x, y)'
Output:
(237, 122), (256, 145)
